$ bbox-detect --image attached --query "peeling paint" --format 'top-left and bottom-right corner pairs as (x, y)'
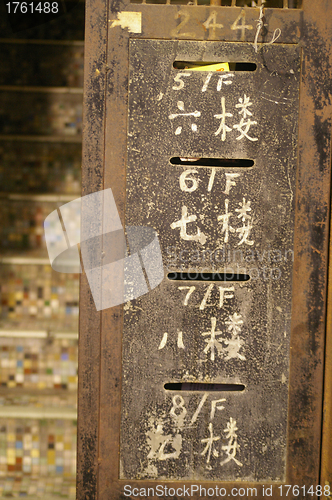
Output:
(109, 12), (142, 34)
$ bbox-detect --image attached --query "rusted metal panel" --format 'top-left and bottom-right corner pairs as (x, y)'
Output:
(119, 39), (300, 481)
(126, 5), (302, 44)
(78, 0), (332, 497)
(97, 17), (129, 499)
(287, 0), (332, 485)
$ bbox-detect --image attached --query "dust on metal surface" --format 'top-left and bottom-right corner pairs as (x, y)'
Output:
(120, 40), (300, 481)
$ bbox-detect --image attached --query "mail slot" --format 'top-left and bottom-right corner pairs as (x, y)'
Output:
(77, 0), (332, 497)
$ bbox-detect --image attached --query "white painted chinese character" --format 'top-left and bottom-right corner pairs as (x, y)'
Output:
(236, 220), (254, 246)
(233, 198), (254, 245)
(158, 330), (185, 350)
(201, 422), (220, 464)
(214, 97), (233, 141)
(225, 312), (243, 335)
(202, 315), (246, 362)
(233, 94), (258, 141)
(202, 317), (224, 361)
(235, 94), (253, 119)
(224, 312), (245, 360)
(170, 205), (207, 245)
(169, 101), (201, 135)
(235, 198), (252, 221)
(233, 118), (258, 141)
(147, 423), (182, 461)
(224, 336), (246, 361)
(217, 199), (235, 243)
(220, 417), (243, 467)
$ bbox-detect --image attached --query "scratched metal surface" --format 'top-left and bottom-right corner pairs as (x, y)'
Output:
(119, 40), (300, 481)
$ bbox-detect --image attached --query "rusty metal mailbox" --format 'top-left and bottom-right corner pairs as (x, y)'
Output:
(78, 1), (332, 498)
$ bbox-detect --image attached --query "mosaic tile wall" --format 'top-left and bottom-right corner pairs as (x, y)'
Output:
(0, 419), (76, 498)
(0, 3), (83, 496)
(0, 392), (77, 409)
(0, 200), (82, 250)
(0, 142), (82, 194)
(0, 264), (79, 332)
(0, 337), (78, 498)
(0, 338), (77, 498)
(0, 418), (77, 475)
(1, 201), (59, 250)
(0, 337), (78, 390)
(0, 475), (76, 499)
(0, 44), (84, 88)
(0, 92), (83, 137)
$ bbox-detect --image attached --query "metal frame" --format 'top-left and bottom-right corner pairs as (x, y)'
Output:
(78, 1), (332, 497)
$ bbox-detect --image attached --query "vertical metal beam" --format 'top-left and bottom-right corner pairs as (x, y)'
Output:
(287, 0), (332, 485)
(321, 195), (332, 487)
(76, 0), (108, 498)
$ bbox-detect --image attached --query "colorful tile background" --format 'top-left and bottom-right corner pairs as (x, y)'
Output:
(0, 5), (83, 497)
(0, 142), (81, 194)
(0, 337), (78, 391)
(0, 337), (77, 498)
(0, 264), (79, 333)
(0, 419), (76, 498)
(0, 475), (76, 499)
(0, 201), (67, 250)
(0, 418), (77, 476)
(0, 44), (84, 88)
(0, 92), (83, 137)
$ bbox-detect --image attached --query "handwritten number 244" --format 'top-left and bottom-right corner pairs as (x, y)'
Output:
(171, 10), (253, 41)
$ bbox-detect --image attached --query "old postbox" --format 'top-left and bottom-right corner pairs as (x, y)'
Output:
(77, 0), (332, 498)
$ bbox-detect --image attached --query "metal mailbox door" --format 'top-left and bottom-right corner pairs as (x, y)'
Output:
(77, 1), (332, 498)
